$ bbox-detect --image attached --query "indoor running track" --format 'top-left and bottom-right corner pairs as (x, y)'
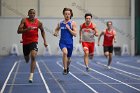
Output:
(0, 55), (140, 93)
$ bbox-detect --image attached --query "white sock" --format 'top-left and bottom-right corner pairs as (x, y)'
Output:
(29, 73), (34, 80)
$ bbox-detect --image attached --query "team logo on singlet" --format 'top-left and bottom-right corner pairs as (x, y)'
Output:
(106, 34), (113, 37)
(81, 28), (95, 42)
(60, 27), (67, 30)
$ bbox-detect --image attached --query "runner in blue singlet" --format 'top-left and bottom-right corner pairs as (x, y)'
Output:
(53, 8), (77, 75)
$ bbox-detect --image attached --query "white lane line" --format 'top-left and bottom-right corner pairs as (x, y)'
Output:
(6, 83), (140, 86)
(7, 83), (44, 86)
(116, 61), (140, 70)
(96, 62), (140, 78)
(77, 62), (140, 92)
(71, 64), (123, 93)
(114, 70), (140, 81)
(94, 62), (140, 81)
(8, 61), (20, 93)
(36, 62), (51, 93)
(12, 72), (39, 74)
(41, 60), (67, 93)
(0, 61), (18, 93)
(57, 61), (99, 93)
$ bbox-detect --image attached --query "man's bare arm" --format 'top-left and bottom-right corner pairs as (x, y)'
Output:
(39, 21), (48, 47)
(98, 31), (104, 46)
(17, 18), (32, 34)
(66, 21), (77, 37)
(53, 23), (60, 37)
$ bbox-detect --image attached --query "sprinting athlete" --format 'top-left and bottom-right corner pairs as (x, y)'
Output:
(53, 8), (77, 75)
(98, 21), (116, 69)
(17, 9), (48, 83)
(79, 13), (98, 71)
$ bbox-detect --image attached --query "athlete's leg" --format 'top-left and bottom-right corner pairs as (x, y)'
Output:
(84, 47), (89, 68)
(104, 52), (109, 59)
(23, 45), (30, 63)
(82, 42), (90, 71)
(89, 42), (95, 60)
(28, 50), (37, 83)
(28, 43), (38, 83)
(24, 56), (30, 63)
(107, 46), (113, 67)
(67, 57), (71, 67)
(104, 46), (109, 59)
(67, 57), (71, 73)
(59, 43), (69, 75)
(30, 50), (37, 73)
(108, 53), (113, 66)
(62, 48), (68, 70)
(62, 48), (68, 74)
(67, 44), (73, 73)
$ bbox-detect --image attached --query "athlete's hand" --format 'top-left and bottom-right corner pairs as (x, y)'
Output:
(114, 40), (117, 43)
(53, 32), (58, 37)
(66, 24), (71, 30)
(94, 33), (98, 37)
(44, 42), (48, 47)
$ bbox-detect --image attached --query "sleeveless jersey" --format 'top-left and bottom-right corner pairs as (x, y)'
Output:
(22, 18), (39, 45)
(81, 22), (95, 42)
(59, 20), (73, 44)
(103, 29), (115, 46)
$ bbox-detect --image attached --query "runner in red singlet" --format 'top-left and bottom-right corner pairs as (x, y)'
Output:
(79, 13), (98, 72)
(17, 9), (48, 83)
(98, 21), (116, 69)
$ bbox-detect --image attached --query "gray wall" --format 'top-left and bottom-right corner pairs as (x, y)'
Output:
(0, 17), (131, 56)
(1, 0), (130, 18)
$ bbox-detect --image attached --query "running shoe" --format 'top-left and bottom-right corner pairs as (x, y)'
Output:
(86, 67), (90, 72)
(63, 69), (68, 75)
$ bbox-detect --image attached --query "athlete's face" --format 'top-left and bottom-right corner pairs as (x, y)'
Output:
(64, 11), (71, 20)
(28, 10), (35, 19)
(107, 22), (112, 29)
(85, 16), (92, 24)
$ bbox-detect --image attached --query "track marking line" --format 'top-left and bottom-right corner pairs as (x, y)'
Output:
(71, 64), (123, 93)
(6, 83), (44, 86)
(41, 60), (67, 93)
(113, 70), (140, 81)
(0, 61), (18, 93)
(8, 61), (20, 93)
(116, 61), (140, 70)
(93, 62), (140, 81)
(36, 62), (51, 93)
(77, 62), (140, 92)
(57, 61), (99, 93)
(96, 62), (140, 78)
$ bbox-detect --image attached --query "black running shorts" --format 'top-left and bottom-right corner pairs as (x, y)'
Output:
(103, 46), (113, 53)
(23, 42), (38, 56)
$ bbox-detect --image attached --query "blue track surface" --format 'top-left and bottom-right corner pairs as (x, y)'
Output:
(0, 55), (140, 93)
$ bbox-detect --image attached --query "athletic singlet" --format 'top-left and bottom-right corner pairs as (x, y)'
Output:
(103, 29), (115, 46)
(22, 18), (39, 45)
(59, 20), (73, 44)
(81, 22), (96, 42)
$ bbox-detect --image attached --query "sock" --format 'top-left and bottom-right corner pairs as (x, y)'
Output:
(29, 73), (34, 80)
(86, 65), (89, 68)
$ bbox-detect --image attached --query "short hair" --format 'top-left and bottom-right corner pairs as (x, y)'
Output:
(85, 13), (92, 19)
(107, 21), (113, 26)
(63, 8), (73, 19)
(28, 9), (35, 14)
